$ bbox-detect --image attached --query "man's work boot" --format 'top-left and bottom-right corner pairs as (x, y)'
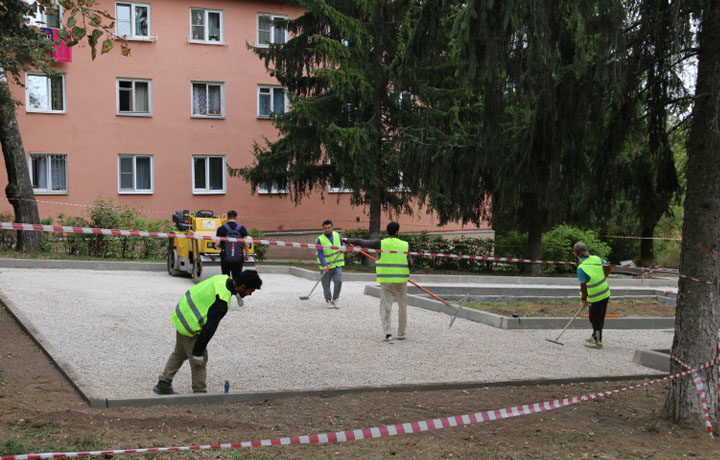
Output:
(152, 380), (177, 395)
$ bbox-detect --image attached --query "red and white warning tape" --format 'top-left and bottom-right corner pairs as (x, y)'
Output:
(0, 221), (715, 285)
(1, 355), (717, 460)
(670, 352), (714, 437)
(601, 235), (682, 241)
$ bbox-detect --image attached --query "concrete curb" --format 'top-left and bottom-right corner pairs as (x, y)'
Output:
(633, 349), (671, 373)
(0, 291), (106, 408)
(364, 285), (676, 330)
(103, 373), (665, 408)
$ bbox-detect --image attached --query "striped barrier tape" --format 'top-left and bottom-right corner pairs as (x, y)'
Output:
(600, 235), (682, 241)
(1, 354), (717, 460)
(670, 352), (714, 437)
(0, 221), (714, 285)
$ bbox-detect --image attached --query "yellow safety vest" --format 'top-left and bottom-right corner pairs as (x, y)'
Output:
(579, 255), (611, 302)
(171, 274), (232, 337)
(316, 231), (345, 269)
(376, 238), (410, 284)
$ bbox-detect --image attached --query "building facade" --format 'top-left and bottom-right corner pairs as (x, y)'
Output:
(2, 0), (491, 255)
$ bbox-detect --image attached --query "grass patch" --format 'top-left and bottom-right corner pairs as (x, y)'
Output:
(0, 439), (26, 456)
(462, 298), (674, 318)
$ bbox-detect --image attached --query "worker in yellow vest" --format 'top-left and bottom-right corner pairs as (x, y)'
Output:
(573, 242), (611, 349)
(153, 270), (262, 395)
(346, 222), (413, 342)
(316, 219), (345, 309)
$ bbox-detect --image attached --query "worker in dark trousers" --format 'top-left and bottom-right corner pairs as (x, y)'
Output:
(216, 210), (250, 305)
(573, 242), (611, 349)
(153, 270), (262, 395)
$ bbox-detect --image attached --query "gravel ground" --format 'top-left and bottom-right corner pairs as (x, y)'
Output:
(0, 267), (673, 398)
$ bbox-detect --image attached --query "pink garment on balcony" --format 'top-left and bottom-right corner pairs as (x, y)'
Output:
(51, 29), (72, 63)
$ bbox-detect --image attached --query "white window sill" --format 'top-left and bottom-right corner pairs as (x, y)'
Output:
(191, 114), (225, 119)
(117, 112), (153, 117)
(26, 110), (66, 114)
(119, 190), (154, 195)
(117, 35), (158, 42)
(328, 189), (352, 194)
(193, 190), (226, 195)
(188, 39), (228, 46)
(257, 114), (287, 119)
(255, 43), (286, 48)
(33, 190), (68, 195)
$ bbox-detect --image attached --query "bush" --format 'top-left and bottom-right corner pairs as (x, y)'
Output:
(248, 228), (267, 261)
(541, 225), (611, 274)
(341, 228), (496, 273)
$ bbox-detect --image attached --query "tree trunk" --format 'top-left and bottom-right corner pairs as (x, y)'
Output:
(663, 2), (720, 423)
(525, 222), (543, 275)
(0, 77), (40, 253)
(640, 223), (655, 267)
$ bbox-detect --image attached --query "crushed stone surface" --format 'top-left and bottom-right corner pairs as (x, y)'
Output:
(0, 267), (672, 398)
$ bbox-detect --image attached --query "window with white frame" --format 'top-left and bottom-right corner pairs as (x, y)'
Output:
(192, 82), (224, 117)
(257, 14), (287, 46)
(190, 8), (223, 43)
(29, 153), (67, 193)
(118, 154), (153, 193)
(117, 78), (152, 115)
(116, 2), (151, 38)
(25, 0), (62, 29)
(258, 85), (287, 118)
(257, 182), (288, 194)
(193, 155), (225, 193)
(26, 73), (65, 113)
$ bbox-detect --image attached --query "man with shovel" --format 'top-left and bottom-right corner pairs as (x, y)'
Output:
(573, 242), (611, 349)
(316, 220), (345, 309)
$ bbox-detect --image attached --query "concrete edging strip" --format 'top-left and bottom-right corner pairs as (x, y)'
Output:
(363, 285), (676, 330)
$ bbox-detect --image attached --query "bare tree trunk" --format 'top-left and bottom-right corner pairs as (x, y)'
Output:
(640, 223), (655, 267)
(525, 218), (543, 275)
(0, 76), (40, 253)
(663, 1), (720, 423)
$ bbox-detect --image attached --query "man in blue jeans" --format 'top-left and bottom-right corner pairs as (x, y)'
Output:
(316, 219), (344, 309)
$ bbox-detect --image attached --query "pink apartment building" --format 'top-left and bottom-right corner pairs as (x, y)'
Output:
(2, 0), (492, 257)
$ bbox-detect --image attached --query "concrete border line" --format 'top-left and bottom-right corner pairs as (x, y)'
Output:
(633, 349), (671, 373)
(0, 291), (106, 408)
(363, 285), (676, 330)
(103, 373), (666, 408)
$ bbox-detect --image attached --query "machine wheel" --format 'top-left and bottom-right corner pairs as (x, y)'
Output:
(192, 257), (202, 283)
(167, 242), (181, 276)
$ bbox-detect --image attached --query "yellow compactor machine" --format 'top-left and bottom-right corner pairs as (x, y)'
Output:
(167, 209), (255, 283)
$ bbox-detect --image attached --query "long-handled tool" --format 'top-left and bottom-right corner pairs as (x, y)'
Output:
(346, 242), (465, 328)
(299, 249), (342, 300)
(545, 301), (587, 346)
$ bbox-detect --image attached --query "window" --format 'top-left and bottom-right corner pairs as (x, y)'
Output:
(258, 182), (288, 194)
(193, 156), (225, 193)
(117, 78), (152, 116)
(26, 73), (65, 113)
(192, 82), (224, 117)
(257, 14), (288, 46)
(29, 153), (67, 193)
(258, 85), (287, 118)
(116, 2), (151, 38)
(190, 8), (223, 43)
(25, 0), (62, 29)
(118, 154), (153, 193)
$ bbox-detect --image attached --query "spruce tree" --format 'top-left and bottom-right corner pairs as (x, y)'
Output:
(231, 0), (419, 238)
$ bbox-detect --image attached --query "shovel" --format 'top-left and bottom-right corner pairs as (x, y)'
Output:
(545, 301), (587, 346)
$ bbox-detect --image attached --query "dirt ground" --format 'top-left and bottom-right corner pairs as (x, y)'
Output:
(1, 305), (717, 460)
(465, 299), (675, 318)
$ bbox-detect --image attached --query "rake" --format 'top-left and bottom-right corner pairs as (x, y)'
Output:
(346, 242), (466, 328)
(545, 302), (587, 346)
(299, 250), (342, 300)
